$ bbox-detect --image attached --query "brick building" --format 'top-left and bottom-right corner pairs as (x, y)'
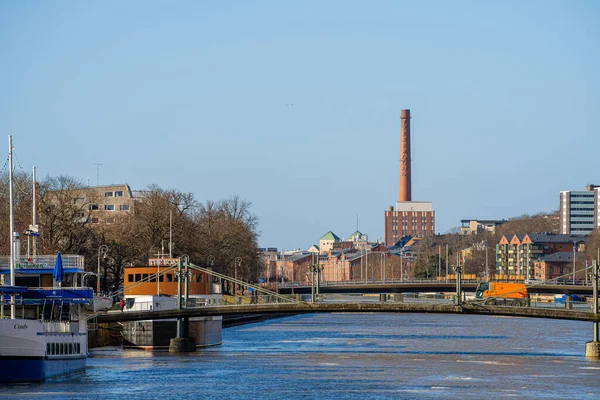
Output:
(384, 110), (435, 246)
(496, 233), (584, 279)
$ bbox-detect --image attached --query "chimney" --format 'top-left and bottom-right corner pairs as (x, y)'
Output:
(399, 109), (411, 202)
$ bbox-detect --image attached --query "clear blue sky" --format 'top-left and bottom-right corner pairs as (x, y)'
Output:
(1, 1), (598, 250)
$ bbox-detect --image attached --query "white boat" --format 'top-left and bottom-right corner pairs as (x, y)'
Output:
(85, 295), (113, 312)
(0, 136), (94, 382)
(0, 285), (93, 382)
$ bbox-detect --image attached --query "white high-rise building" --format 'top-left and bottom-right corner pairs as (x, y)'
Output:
(559, 184), (600, 236)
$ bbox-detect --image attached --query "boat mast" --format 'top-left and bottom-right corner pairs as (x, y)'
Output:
(32, 166), (37, 257)
(8, 136), (16, 318)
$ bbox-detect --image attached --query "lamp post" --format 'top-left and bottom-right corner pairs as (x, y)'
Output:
(234, 257), (242, 299)
(573, 242), (576, 285)
(445, 243), (449, 282)
(97, 245), (108, 294)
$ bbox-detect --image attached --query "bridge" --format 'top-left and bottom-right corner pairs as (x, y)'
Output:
(96, 301), (600, 324)
(98, 259), (600, 357)
(278, 281), (597, 295)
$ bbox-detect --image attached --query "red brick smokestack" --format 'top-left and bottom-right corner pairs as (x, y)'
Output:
(399, 109), (411, 202)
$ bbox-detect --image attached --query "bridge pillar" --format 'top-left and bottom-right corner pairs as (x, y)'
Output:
(393, 293), (404, 303)
(169, 337), (192, 353)
(586, 261), (599, 359)
(379, 294), (386, 303)
(586, 341), (600, 358)
(565, 295), (573, 310)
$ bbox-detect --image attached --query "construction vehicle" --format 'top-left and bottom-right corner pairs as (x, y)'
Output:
(475, 281), (529, 306)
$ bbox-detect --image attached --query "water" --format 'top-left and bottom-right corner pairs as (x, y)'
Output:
(2, 313), (599, 399)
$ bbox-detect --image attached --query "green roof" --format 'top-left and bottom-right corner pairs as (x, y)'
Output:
(349, 230), (363, 239)
(320, 231), (341, 241)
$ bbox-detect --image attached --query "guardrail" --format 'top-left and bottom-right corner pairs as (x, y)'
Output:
(279, 279), (483, 288)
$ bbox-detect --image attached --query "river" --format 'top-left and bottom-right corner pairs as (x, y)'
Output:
(2, 313), (599, 399)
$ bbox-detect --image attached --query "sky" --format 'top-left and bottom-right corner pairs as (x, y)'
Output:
(1, 1), (598, 250)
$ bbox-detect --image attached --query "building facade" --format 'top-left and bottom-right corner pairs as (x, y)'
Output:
(496, 233), (583, 279)
(68, 183), (135, 225)
(560, 184), (600, 236)
(384, 202), (435, 246)
(460, 219), (504, 235)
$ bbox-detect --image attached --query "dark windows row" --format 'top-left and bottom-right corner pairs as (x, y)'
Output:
(89, 204), (130, 211)
(47, 342), (81, 356)
(127, 273), (203, 283)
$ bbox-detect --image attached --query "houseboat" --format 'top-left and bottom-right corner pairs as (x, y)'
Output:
(121, 258), (222, 350)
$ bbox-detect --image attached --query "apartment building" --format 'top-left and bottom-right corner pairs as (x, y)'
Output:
(560, 184), (600, 236)
(496, 233), (584, 278)
(72, 184), (135, 225)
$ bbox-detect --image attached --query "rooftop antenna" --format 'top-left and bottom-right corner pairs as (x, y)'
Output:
(92, 163), (102, 186)
(357, 213), (359, 231)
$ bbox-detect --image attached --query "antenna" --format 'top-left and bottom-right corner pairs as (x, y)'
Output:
(357, 213), (359, 231)
(92, 163), (102, 186)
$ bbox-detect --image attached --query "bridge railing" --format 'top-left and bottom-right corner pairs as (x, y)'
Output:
(279, 279), (483, 288)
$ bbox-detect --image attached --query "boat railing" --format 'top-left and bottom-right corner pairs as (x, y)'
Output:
(0, 254), (85, 269)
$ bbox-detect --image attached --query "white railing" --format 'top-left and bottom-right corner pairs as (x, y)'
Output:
(0, 254), (85, 270)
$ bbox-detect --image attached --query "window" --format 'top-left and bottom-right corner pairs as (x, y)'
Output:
(158, 275), (164, 282)
(47, 343), (51, 355)
(142, 273), (149, 281)
(135, 273), (142, 282)
(89, 204), (99, 211)
(104, 191), (113, 197)
(105, 218), (115, 224)
(196, 274), (203, 283)
(115, 191), (124, 197)
(150, 275), (156, 282)
(76, 343), (80, 354)
(119, 204), (130, 211)
(91, 218), (99, 224)
(166, 274), (173, 282)
(75, 211), (85, 218)
(104, 204), (114, 211)
(128, 274), (134, 282)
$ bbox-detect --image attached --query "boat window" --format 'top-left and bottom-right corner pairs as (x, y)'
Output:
(128, 274), (134, 282)
(69, 343), (73, 354)
(166, 274), (173, 282)
(142, 273), (149, 281)
(150, 275), (156, 282)
(47, 343), (51, 355)
(135, 274), (142, 282)
(197, 274), (203, 283)
(158, 275), (164, 282)
(77, 343), (80, 354)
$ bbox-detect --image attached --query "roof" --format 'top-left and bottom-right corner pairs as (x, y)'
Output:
(526, 233), (585, 244)
(460, 219), (504, 224)
(543, 252), (574, 263)
(349, 230), (363, 239)
(290, 254), (312, 263)
(320, 231), (341, 241)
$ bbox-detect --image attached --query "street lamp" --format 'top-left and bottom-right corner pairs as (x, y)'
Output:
(234, 257), (242, 298)
(97, 245), (108, 294)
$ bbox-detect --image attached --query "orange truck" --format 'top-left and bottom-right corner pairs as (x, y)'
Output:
(475, 281), (529, 306)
